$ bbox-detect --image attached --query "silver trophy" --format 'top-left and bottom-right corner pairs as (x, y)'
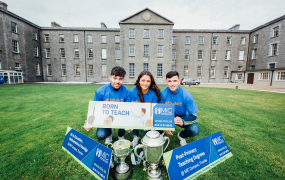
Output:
(108, 140), (132, 180)
(134, 128), (170, 180)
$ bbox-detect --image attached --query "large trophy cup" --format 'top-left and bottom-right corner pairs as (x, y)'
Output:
(134, 128), (170, 180)
(108, 140), (132, 180)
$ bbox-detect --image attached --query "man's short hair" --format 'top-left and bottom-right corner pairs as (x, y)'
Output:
(111, 66), (126, 77)
(166, 71), (179, 79)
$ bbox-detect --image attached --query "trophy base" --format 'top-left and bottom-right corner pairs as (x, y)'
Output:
(113, 164), (132, 180)
(147, 168), (163, 180)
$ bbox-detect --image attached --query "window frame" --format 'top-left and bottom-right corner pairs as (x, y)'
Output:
(172, 49), (176, 60)
(157, 45), (163, 57)
(143, 63), (149, 71)
(197, 66), (202, 78)
(47, 64), (52, 76)
(172, 36), (177, 44)
(185, 36), (191, 44)
(88, 48), (93, 58)
(252, 49), (257, 59)
(271, 43), (278, 56)
(129, 63), (135, 77)
(35, 63), (40, 76)
(45, 48), (50, 58)
(60, 48), (65, 58)
(227, 37), (232, 45)
(198, 50), (203, 60)
(61, 64), (66, 76)
(115, 35), (120, 43)
(102, 49), (107, 59)
(277, 72), (285, 81)
(185, 49), (190, 60)
(102, 65), (107, 77)
(129, 29), (135, 38)
(87, 35), (93, 43)
(129, 45), (135, 56)
(158, 29), (164, 39)
(212, 50), (217, 60)
(34, 47), (39, 57)
(33, 32), (38, 40)
(74, 49), (80, 58)
(11, 22), (18, 33)
(210, 66), (215, 78)
(224, 66), (229, 78)
(157, 63), (163, 77)
(12, 40), (19, 53)
(199, 36), (204, 44)
(259, 72), (270, 80)
(143, 29), (150, 38)
(75, 64), (80, 76)
(59, 34), (64, 42)
(225, 50), (231, 60)
(101, 35), (107, 43)
(236, 74), (243, 80)
(273, 26), (279, 37)
(88, 64), (94, 76)
(239, 51), (244, 60)
(115, 49), (120, 59)
(240, 37), (246, 45)
(143, 45), (150, 57)
(184, 66), (189, 78)
(44, 34), (49, 42)
(213, 36), (218, 44)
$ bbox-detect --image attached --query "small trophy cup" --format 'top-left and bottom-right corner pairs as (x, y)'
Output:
(108, 140), (132, 180)
(134, 128), (170, 180)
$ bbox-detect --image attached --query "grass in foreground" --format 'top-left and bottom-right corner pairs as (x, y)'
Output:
(0, 84), (284, 179)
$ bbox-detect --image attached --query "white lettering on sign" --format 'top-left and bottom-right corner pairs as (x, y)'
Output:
(212, 136), (224, 146)
(155, 108), (172, 115)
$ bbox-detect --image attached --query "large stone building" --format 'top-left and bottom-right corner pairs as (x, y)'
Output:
(0, 2), (284, 86)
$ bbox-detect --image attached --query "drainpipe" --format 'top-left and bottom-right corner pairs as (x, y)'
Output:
(270, 70), (274, 86)
(84, 31), (87, 82)
(38, 29), (44, 81)
(246, 32), (251, 72)
(208, 32), (213, 83)
(243, 71), (246, 83)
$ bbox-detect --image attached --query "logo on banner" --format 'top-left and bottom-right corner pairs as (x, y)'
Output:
(96, 148), (109, 164)
(155, 108), (172, 115)
(212, 136), (224, 146)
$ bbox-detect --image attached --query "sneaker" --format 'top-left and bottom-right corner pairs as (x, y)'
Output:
(105, 129), (113, 144)
(177, 132), (187, 146)
(160, 132), (165, 137)
(132, 135), (140, 147)
(118, 136), (125, 140)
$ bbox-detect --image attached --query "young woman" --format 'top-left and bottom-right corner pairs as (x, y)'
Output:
(126, 71), (162, 146)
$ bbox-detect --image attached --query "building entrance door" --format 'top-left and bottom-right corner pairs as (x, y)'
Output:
(247, 73), (254, 84)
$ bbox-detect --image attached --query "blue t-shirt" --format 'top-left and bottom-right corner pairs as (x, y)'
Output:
(127, 87), (158, 103)
(93, 83), (130, 102)
(160, 86), (198, 116)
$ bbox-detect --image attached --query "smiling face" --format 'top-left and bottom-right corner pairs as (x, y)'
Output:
(166, 75), (181, 91)
(139, 75), (151, 92)
(109, 75), (124, 89)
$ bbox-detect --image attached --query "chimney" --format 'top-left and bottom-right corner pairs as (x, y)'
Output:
(51, 21), (62, 27)
(101, 22), (107, 28)
(229, 24), (240, 30)
(0, 1), (8, 10)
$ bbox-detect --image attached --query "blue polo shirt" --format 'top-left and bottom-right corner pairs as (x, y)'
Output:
(160, 86), (198, 116)
(93, 83), (130, 102)
(127, 87), (158, 103)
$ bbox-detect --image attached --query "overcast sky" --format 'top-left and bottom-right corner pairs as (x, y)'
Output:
(3, 0), (285, 30)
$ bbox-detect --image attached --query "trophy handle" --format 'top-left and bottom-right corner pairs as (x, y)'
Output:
(134, 144), (145, 162)
(163, 137), (170, 152)
(107, 143), (113, 149)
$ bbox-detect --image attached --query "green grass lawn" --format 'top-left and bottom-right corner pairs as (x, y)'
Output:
(0, 84), (284, 179)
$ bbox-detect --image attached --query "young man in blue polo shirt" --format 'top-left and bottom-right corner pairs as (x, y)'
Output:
(160, 71), (199, 146)
(84, 66), (130, 144)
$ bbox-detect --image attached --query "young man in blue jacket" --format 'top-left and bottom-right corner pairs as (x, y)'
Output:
(84, 66), (130, 144)
(160, 71), (199, 146)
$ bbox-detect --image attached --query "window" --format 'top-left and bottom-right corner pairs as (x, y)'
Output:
(74, 49), (79, 58)
(59, 34), (64, 42)
(88, 65), (94, 76)
(197, 66), (202, 78)
(224, 66), (229, 78)
(271, 43), (278, 56)
(239, 51), (244, 60)
(0, 60), (1, 69)
(129, 45), (135, 56)
(34, 47), (39, 57)
(253, 34), (258, 43)
(157, 64), (163, 77)
(129, 63), (135, 77)
(102, 65), (107, 76)
(115, 49), (120, 59)
(240, 37), (245, 45)
(199, 36), (204, 44)
(184, 66), (188, 78)
(236, 74), (243, 80)
(250, 65), (255, 71)
(238, 66), (243, 71)
(172, 36), (177, 44)
(212, 50), (217, 60)
(210, 66), (215, 78)
(87, 35), (92, 43)
(44, 34), (49, 42)
(88, 48), (93, 58)
(213, 36), (218, 44)
(227, 37), (232, 45)
(101, 35), (107, 43)
(61, 64), (66, 76)
(172, 49), (176, 60)
(225, 50), (231, 60)
(75, 64), (80, 76)
(60, 48), (65, 58)
(171, 65), (175, 71)
(11, 22), (17, 33)
(12, 40), (19, 53)
(277, 72), (285, 80)
(157, 45), (163, 57)
(252, 49), (257, 59)
(47, 64), (52, 76)
(102, 49), (107, 59)
(35, 63), (40, 75)
(273, 26), (279, 37)
(185, 50), (190, 60)
(33, 32), (38, 40)
(15, 63), (20, 68)
(143, 63), (149, 71)
(158, 29), (164, 38)
(269, 63), (275, 69)
(144, 29), (150, 38)
(45, 48), (50, 58)
(198, 50), (203, 60)
(129, 29), (135, 38)
(260, 72), (270, 80)
(115, 35), (120, 43)
(143, 45), (149, 56)
(185, 36), (190, 44)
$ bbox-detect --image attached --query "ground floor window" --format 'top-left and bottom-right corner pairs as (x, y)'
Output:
(143, 63), (148, 71)
(47, 64), (52, 76)
(75, 64), (80, 76)
(35, 63), (40, 75)
(236, 73), (243, 80)
(224, 66), (229, 78)
(184, 66), (188, 78)
(62, 64), (66, 76)
(210, 66), (215, 78)
(197, 66), (201, 78)
(129, 63), (134, 77)
(277, 72), (285, 80)
(89, 65), (94, 76)
(102, 65), (107, 76)
(260, 72), (270, 80)
(157, 64), (162, 77)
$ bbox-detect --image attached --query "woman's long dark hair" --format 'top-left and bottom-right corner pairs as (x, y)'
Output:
(135, 71), (161, 103)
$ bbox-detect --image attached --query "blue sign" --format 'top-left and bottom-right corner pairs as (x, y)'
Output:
(152, 104), (175, 129)
(62, 127), (112, 180)
(163, 132), (232, 180)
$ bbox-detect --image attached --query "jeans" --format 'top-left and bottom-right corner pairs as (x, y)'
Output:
(177, 123), (199, 138)
(96, 128), (125, 140)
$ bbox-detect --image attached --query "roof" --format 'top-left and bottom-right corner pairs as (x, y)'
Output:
(173, 29), (250, 33)
(40, 27), (120, 31)
(251, 15), (285, 33)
